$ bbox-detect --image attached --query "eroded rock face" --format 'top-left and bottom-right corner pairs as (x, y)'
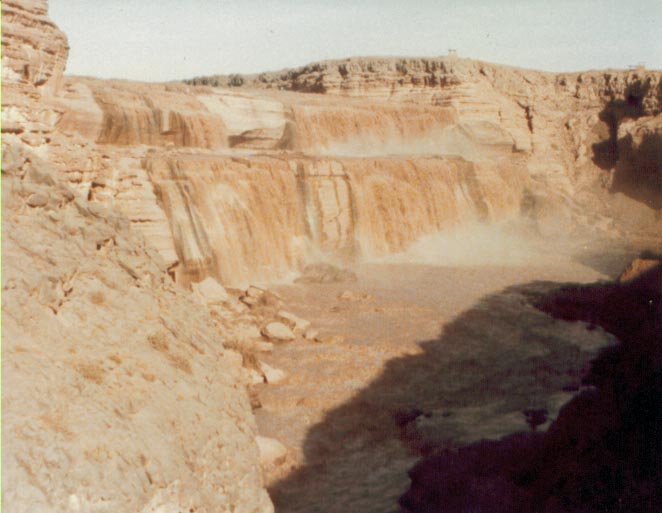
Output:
(614, 115), (662, 208)
(143, 153), (529, 286)
(1, 2), (273, 512)
(2, 142), (273, 513)
(1, 0), (69, 97)
(40, 55), (661, 288)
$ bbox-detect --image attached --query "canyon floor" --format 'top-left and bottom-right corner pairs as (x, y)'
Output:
(250, 238), (646, 513)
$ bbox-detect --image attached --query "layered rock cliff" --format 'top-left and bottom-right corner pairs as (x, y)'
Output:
(2, 144), (272, 513)
(1, 0), (69, 97)
(44, 56), (661, 287)
(2, 2), (273, 512)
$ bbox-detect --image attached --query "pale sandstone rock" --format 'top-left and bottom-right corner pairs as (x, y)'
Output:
(277, 310), (311, 333)
(303, 328), (320, 341)
(255, 436), (288, 468)
(192, 276), (229, 304)
(1, 0), (69, 96)
(246, 368), (266, 385)
(26, 192), (49, 207)
(247, 285), (266, 298)
(3, 141), (273, 513)
(619, 257), (662, 283)
(260, 362), (287, 384)
(261, 322), (296, 342)
(1, 3), (273, 511)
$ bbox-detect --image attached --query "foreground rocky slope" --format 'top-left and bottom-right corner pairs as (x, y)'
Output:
(2, 144), (272, 513)
(2, 2), (273, 512)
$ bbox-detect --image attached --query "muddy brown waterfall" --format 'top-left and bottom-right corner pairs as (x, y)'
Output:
(3, 1), (661, 512)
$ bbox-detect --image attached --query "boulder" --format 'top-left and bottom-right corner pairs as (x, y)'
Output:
(303, 328), (320, 341)
(246, 285), (266, 298)
(255, 436), (287, 468)
(261, 322), (295, 342)
(277, 310), (311, 333)
(260, 362), (287, 384)
(192, 276), (229, 304)
(26, 193), (49, 208)
(246, 368), (265, 385)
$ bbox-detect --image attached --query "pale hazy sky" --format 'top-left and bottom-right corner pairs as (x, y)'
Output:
(49, 0), (662, 83)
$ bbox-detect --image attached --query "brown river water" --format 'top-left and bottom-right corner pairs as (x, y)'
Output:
(252, 244), (636, 513)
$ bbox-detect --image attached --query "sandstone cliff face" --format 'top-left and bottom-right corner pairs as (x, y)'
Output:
(93, 82), (229, 149)
(2, 2), (274, 512)
(1, 0), (69, 97)
(41, 55), (662, 288)
(2, 144), (273, 513)
(1, 0), (70, 149)
(613, 115), (662, 208)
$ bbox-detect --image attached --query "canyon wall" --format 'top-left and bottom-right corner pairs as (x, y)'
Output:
(1, 3), (274, 512)
(44, 57), (662, 287)
(1, 0), (69, 97)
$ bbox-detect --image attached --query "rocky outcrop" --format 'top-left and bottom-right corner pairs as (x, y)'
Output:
(2, 142), (273, 513)
(613, 115), (662, 208)
(49, 60), (662, 286)
(1, 0), (69, 148)
(1, 0), (69, 97)
(2, 2), (273, 512)
(92, 82), (228, 149)
(39, 55), (660, 291)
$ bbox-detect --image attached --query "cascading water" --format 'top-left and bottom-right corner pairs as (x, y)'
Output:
(146, 153), (529, 287)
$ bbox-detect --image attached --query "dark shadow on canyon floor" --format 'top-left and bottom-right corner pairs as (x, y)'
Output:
(268, 277), (626, 513)
(400, 265), (662, 513)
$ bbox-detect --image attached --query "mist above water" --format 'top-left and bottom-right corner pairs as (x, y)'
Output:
(377, 221), (551, 267)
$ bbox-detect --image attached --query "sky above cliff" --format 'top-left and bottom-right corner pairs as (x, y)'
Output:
(49, 0), (662, 82)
